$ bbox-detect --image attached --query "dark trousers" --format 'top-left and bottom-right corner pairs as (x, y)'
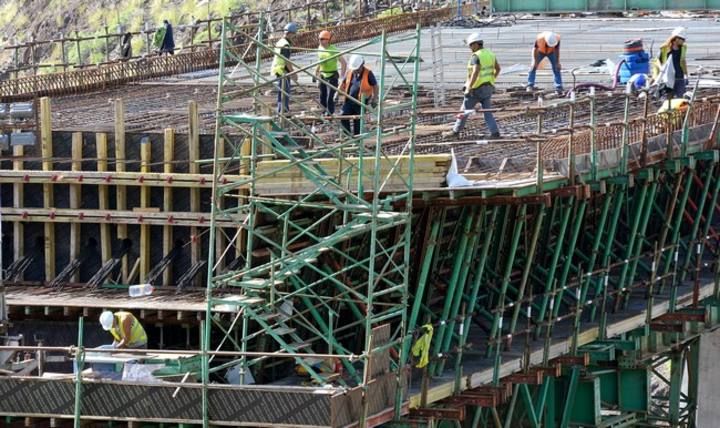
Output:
(319, 73), (339, 114)
(276, 75), (291, 113)
(341, 99), (362, 135)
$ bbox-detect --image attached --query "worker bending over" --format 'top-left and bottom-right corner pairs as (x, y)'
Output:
(99, 310), (147, 349)
(444, 32), (501, 140)
(527, 31), (563, 95)
(658, 27), (688, 98)
(315, 30), (347, 115)
(271, 22), (299, 113)
(339, 54), (378, 136)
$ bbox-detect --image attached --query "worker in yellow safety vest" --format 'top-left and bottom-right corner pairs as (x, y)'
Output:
(271, 22), (299, 113)
(99, 310), (147, 349)
(658, 27), (688, 98)
(315, 30), (347, 115)
(443, 32), (501, 140)
(527, 31), (563, 95)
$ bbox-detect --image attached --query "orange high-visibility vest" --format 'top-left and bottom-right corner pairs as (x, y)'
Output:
(535, 34), (559, 55)
(341, 68), (374, 99)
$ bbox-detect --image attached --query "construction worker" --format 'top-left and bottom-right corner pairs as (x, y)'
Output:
(527, 31), (563, 95)
(658, 27), (688, 98)
(153, 20), (175, 56)
(99, 310), (147, 349)
(443, 32), (501, 140)
(271, 22), (299, 114)
(315, 30), (347, 115)
(339, 54), (378, 136)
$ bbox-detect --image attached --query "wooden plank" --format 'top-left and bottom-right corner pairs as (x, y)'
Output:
(40, 97), (55, 281)
(188, 101), (201, 286)
(140, 138), (151, 282)
(163, 128), (174, 286)
(0, 169), (244, 187)
(1, 207), (240, 227)
(12, 145), (24, 270)
(96, 133), (111, 263)
(114, 98), (128, 282)
(70, 132), (82, 282)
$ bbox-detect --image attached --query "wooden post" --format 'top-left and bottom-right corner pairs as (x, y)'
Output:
(75, 31), (82, 67)
(188, 101), (201, 285)
(60, 35), (68, 72)
(140, 138), (151, 282)
(30, 37), (37, 75)
(215, 137), (226, 270)
(70, 133), (83, 282)
(96, 133), (111, 263)
(12, 145), (24, 270)
(114, 99), (129, 281)
(163, 128), (175, 286)
(104, 25), (110, 62)
(40, 97), (55, 282)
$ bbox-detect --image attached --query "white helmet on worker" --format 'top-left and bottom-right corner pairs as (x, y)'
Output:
(543, 31), (559, 48)
(99, 311), (114, 331)
(671, 26), (687, 40)
(466, 32), (483, 46)
(348, 54), (365, 71)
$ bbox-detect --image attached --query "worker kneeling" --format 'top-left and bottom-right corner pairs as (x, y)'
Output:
(339, 54), (379, 136)
(99, 310), (148, 349)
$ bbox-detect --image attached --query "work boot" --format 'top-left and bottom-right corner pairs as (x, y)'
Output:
(442, 130), (459, 140)
(555, 88), (565, 96)
(525, 85), (535, 93)
(490, 132), (501, 139)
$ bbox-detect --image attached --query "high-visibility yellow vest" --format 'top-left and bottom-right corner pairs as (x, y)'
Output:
(271, 38), (291, 76)
(317, 44), (339, 77)
(110, 311), (147, 346)
(659, 44), (687, 75)
(468, 49), (496, 89)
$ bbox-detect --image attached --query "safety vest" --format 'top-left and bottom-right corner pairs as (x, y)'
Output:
(271, 38), (291, 76)
(467, 49), (496, 89)
(659, 44), (687, 75)
(341, 68), (374, 99)
(110, 311), (147, 346)
(535, 33), (559, 55)
(317, 44), (339, 77)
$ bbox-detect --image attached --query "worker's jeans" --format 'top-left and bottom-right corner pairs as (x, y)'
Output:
(341, 99), (362, 136)
(527, 51), (563, 89)
(319, 73), (339, 115)
(452, 84), (499, 135)
(671, 78), (687, 98)
(276, 74), (292, 113)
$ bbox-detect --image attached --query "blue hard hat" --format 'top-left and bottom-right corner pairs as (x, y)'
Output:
(284, 22), (298, 33)
(633, 74), (647, 89)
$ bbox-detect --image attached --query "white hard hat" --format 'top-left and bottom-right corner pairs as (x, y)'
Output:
(671, 27), (687, 40)
(466, 32), (483, 46)
(348, 54), (364, 71)
(544, 32), (559, 48)
(99, 311), (114, 331)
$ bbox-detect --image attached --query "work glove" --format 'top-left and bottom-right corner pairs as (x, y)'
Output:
(312, 76), (317, 84)
(370, 98), (378, 108)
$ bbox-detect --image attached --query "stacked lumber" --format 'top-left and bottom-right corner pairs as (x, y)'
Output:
(254, 154), (451, 195)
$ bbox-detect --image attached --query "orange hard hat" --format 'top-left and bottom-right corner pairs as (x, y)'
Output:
(318, 30), (332, 41)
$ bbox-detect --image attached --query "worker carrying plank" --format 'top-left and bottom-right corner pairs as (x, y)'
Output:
(99, 310), (148, 349)
(339, 54), (379, 136)
(271, 22), (299, 114)
(315, 30), (347, 116)
(526, 31), (564, 95)
(443, 32), (501, 140)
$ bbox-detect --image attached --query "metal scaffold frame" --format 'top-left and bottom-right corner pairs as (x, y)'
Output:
(202, 15), (421, 426)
